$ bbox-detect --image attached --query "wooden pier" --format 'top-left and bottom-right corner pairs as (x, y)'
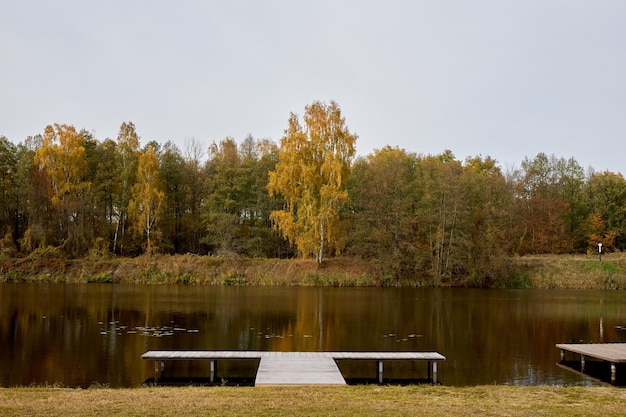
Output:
(556, 343), (626, 383)
(141, 350), (446, 385)
(255, 354), (346, 385)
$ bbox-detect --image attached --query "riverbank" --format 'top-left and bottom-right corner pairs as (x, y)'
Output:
(1, 253), (625, 289)
(1, 385), (625, 416)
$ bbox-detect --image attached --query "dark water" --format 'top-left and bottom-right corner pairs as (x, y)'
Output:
(1, 284), (625, 387)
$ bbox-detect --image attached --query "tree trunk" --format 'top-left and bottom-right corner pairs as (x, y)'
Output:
(317, 220), (324, 266)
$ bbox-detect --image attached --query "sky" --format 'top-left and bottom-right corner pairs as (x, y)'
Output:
(1, 1), (625, 173)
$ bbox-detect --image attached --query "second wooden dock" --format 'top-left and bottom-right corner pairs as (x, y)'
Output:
(556, 343), (626, 383)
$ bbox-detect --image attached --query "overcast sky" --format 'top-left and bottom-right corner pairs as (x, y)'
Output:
(1, 1), (625, 173)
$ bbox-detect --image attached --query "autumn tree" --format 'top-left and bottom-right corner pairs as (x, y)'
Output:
(202, 137), (243, 254)
(113, 122), (140, 254)
(34, 124), (91, 256)
(585, 170), (626, 250)
(85, 137), (120, 254)
(268, 101), (356, 265)
(202, 136), (285, 257)
(347, 149), (511, 286)
(459, 155), (510, 286)
(13, 136), (45, 253)
(179, 137), (207, 254)
(413, 151), (465, 284)
(557, 157), (587, 250)
(0, 138), (17, 229)
(129, 145), (165, 254)
(586, 212), (618, 251)
(159, 141), (187, 253)
(0, 136), (18, 255)
(347, 147), (418, 280)
(510, 153), (578, 254)
(250, 138), (292, 258)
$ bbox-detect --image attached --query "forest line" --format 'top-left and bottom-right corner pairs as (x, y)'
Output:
(1, 103), (625, 285)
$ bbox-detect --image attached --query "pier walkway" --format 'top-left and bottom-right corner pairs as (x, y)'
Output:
(556, 343), (626, 383)
(141, 350), (446, 385)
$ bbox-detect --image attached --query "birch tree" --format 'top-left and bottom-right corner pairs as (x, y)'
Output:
(35, 124), (90, 255)
(267, 101), (356, 265)
(129, 145), (164, 254)
(113, 122), (139, 254)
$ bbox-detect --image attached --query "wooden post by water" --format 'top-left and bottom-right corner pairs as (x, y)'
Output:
(210, 360), (217, 383)
(611, 363), (616, 383)
(154, 360), (164, 382)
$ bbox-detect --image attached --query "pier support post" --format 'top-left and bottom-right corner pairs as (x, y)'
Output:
(611, 363), (616, 383)
(580, 354), (585, 372)
(560, 349), (565, 361)
(210, 360), (217, 383)
(432, 361), (438, 385)
(377, 361), (383, 384)
(154, 360), (164, 382)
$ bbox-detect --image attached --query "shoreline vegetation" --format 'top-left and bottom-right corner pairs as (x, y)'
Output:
(2, 385), (626, 416)
(1, 253), (625, 289)
(4, 125), (626, 295)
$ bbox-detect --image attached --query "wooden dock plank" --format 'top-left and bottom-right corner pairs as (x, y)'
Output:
(330, 352), (445, 361)
(141, 351), (446, 361)
(255, 356), (346, 385)
(141, 351), (265, 360)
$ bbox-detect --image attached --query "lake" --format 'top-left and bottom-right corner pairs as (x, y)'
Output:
(1, 284), (625, 387)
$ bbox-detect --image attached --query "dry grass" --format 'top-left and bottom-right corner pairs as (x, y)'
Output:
(0, 255), (380, 286)
(2, 253), (626, 289)
(511, 253), (626, 289)
(1, 385), (625, 417)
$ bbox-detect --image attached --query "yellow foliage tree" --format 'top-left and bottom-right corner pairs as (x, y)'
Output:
(587, 212), (617, 252)
(113, 121), (140, 254)
(267, 101), (356, 265)
(36, 124), (88, 208)
(129, 145), (164, 254)
(34, 124), (90, 254)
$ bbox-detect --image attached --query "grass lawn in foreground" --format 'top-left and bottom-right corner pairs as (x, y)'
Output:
(1, 385), (625, 417)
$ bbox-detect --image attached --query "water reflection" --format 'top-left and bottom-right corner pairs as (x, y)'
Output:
(1, 284), (625, 387)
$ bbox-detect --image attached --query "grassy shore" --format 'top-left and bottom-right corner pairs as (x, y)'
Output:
(509, 253), (626, 289)
(1, 385), (625, 417)
(1, 253), (626, 289)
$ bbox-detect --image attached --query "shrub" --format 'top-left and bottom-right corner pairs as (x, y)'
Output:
(86, 272), (119, 284)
